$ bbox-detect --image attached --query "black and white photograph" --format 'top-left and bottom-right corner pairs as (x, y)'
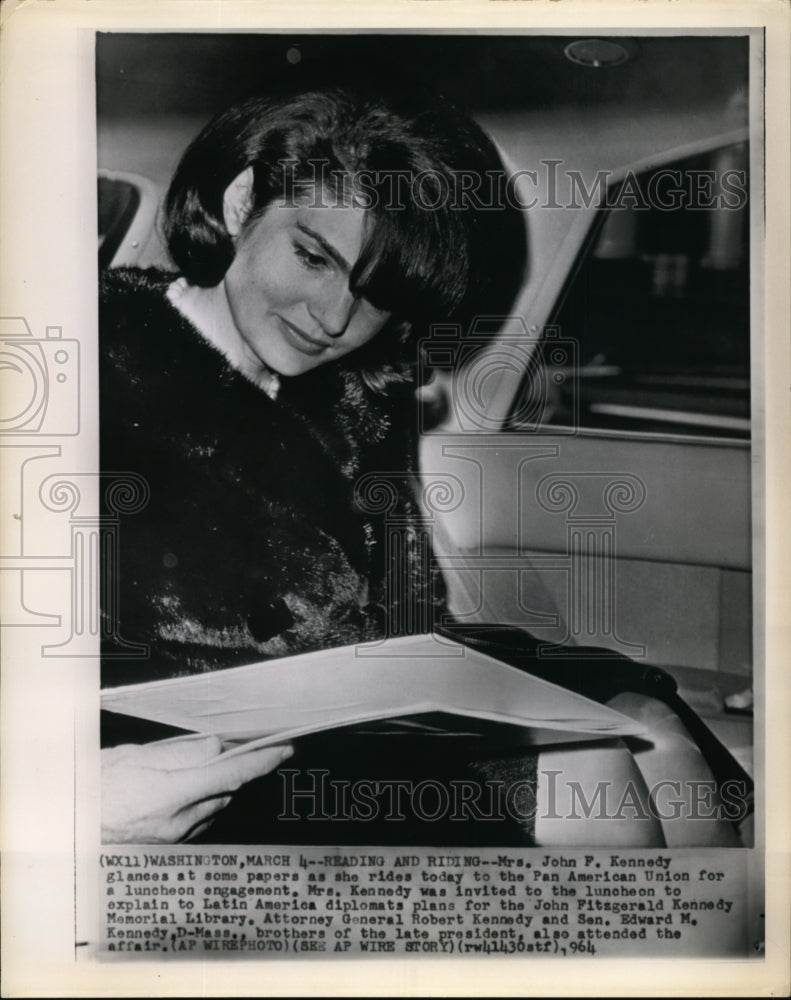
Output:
(1, 1), (789, 996)
(96, 29), (758, 849)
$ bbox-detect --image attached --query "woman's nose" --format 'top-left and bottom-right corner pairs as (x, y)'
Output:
(308, 283), (356, 338)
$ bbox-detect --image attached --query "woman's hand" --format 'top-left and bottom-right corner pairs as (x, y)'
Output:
(101, 736), (293, 844)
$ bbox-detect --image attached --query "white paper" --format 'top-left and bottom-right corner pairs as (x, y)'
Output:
(101, 634), (646, 746)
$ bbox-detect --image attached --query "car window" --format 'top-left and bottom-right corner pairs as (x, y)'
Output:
(507, 143), (750, 439)
(98, 175), (141, 268)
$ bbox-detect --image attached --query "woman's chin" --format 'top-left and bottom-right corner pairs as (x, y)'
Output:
(262, 352), (328, 378)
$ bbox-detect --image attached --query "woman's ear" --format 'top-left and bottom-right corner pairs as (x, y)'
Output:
(223, 167), (255, 237)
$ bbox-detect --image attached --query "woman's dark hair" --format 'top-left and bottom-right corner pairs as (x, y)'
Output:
(163, 85), (526, 393)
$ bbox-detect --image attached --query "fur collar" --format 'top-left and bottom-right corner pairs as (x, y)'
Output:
(100, 266), (410, 482)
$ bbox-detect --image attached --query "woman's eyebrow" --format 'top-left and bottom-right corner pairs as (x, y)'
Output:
(295, 221), (351, 273)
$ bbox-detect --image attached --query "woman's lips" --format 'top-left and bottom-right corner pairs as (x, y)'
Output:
(278, 317), (331, 355)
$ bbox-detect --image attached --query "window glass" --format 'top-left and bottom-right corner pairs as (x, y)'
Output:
(98, 176), (141, 268)
(508, 144), (750, 438)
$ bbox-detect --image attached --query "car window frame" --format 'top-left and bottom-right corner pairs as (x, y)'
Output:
(495, 129), (751, 446)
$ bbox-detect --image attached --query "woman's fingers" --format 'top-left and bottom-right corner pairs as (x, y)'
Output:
(128, 734), (225, 769)
(102, 740), (294, 843)
(179, 796), (233, 842)
(176, 744), (295, 801)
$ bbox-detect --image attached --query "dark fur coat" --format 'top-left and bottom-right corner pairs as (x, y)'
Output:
(100, 267), (536, 845)
(100, 267), (443, 687)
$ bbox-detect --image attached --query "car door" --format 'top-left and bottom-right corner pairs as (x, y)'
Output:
(420, 132), (753, 685)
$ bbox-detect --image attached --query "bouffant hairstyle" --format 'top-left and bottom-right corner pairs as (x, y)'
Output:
(163, 85), (526, 393)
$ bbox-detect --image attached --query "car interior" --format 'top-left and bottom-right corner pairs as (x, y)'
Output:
(97, 32), (755, 843)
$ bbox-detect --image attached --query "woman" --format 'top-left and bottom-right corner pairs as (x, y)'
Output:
(100, 84), (527, 842)
(101, 86), (743, 849)
(100, 86), (524, 680)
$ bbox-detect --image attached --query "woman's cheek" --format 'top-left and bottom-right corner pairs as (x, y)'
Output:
(259, 263), (303, 312)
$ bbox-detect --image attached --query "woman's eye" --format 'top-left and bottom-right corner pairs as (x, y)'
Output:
(294, 245), (328, 271)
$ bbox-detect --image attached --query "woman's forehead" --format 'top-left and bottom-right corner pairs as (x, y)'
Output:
(284, 177), (370, 214)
